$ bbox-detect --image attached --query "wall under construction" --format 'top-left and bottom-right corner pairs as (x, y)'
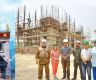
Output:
(16, 6), (84, 54)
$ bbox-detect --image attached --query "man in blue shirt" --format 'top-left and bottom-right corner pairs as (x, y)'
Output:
(61, 39), (71, 80)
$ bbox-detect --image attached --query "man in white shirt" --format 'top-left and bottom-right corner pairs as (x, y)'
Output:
(81, 40), (92, 80)
(92, 40), (96, 80)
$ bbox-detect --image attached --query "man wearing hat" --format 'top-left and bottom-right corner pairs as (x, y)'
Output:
(35, 39), (50, 80)
(61, 39), (71, 80)
(71, 40), (82, 80)
(81, 40), (92, 80)
(91, 40), (96, 80)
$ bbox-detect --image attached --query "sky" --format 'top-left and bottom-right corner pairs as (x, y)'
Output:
(0, 0), (21, 41)
(0, 0), (96, 41)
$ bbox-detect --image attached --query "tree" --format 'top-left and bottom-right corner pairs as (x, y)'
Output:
(94, 29), (96, 34)
(6, 24), (9, 31)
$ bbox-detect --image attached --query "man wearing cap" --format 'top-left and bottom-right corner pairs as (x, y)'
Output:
(91, 40), (96, 80)
(35, 39), (50, 80)
(61, 39), (71, 80)
(71, 40), (82, 80)
(81, 40), (92, 80)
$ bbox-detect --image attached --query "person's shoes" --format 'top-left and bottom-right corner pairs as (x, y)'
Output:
(62, 77), (66, 80)
(71, 77), (76, 80)
(67, 77), (70, 80)
(46, 78), (50, 80)
(38, 78), (42, 80)
(56, 76), (58, 80)
(54, 76), (58, 80)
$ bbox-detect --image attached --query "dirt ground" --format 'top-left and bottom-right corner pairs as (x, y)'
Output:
(16, 54), (81, 80)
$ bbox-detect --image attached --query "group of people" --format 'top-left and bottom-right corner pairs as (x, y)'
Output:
(35, 38), (96, 80)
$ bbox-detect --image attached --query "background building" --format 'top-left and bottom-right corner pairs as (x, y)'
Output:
(16, 6), (84, 53)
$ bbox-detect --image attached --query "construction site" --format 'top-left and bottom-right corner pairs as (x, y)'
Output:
(15, 6), (85, 80)
(15, 6), (84, 54)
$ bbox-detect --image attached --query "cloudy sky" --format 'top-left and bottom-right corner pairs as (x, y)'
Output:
(0, 0), (96, 41)
(0, 0), (20, 41)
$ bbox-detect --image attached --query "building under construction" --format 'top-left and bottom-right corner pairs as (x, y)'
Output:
(16, 6), (84, 53)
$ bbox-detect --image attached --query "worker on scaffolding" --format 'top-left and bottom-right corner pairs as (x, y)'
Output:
(35, 39), (50, 80)
(60, 39), (71, 80)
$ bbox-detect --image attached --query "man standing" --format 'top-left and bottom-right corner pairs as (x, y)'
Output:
(71, 40), (82, 80)
(91, 40), (96, 80)
(81, 40), (92, 80)
(0, 56), (7, 79)
(35, 39), (50, 80)
(61, 39), (71, 80)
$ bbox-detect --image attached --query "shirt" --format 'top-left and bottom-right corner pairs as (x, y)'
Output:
(51, 49), (60, 58)
(91, 47), (96, 67)
(81, 48), (92, 61)
(51, 49), (60, 63)
(72, 47), (82, 61)
(61, 46), (71, 61)
(35, 46), (50, 64)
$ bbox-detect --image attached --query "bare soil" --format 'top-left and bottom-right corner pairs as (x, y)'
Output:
(16, 54), (81, 80)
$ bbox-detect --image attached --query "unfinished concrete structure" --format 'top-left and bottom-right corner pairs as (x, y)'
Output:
(16, 6), (84, 53)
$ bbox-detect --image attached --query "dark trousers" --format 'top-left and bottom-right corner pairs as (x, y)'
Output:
(1, 71), (6, 79)
(81, 61), (91, 80)
(93, 67), (96, 80)
(0, 64), (6, 79)
(38, 64), (49, 79)
(73, 60), (82, 80)
(61, 60), (70, 78)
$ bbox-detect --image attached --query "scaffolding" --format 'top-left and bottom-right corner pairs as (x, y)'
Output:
(16, 6), (84, 49)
